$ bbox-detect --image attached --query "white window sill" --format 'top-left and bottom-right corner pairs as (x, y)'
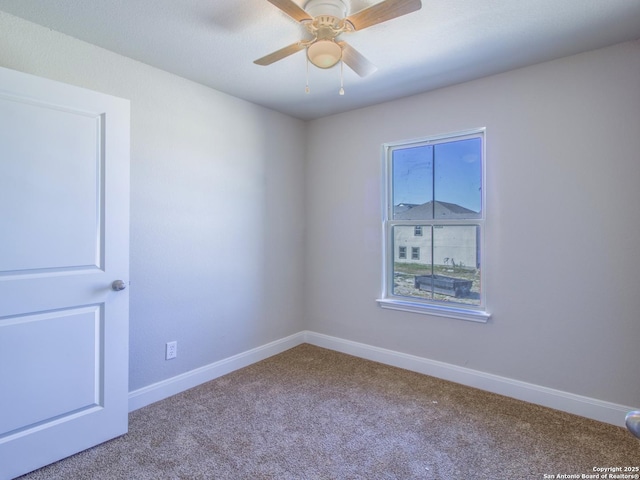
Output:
(376, 298), (490, 323)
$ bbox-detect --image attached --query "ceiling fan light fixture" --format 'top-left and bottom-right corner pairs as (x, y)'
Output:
(307, 40), (342, 69)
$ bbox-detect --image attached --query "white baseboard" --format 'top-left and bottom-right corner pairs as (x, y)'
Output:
(302, 331), (634, 428)
(128, 330), (634, 428)
(128, 332), (306, 412)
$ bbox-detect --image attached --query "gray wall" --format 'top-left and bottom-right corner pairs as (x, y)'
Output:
(305, 40), (640, 408)
(0, 11), (307, 391)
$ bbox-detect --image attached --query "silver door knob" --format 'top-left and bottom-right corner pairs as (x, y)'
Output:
(112, 280), (126, 291)
(627, 410), (640, 439)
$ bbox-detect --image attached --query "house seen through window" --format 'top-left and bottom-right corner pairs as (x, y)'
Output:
(378, 129), (489, 322)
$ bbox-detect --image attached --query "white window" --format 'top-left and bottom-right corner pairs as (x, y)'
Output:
(378, 129), (490, 322)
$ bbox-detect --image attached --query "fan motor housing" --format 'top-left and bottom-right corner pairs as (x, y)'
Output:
(304, 0), (347, 20)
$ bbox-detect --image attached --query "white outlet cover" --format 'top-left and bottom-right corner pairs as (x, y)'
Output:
(166, 341), (177, 360)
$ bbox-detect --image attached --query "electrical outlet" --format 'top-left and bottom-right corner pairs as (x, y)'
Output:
(166, 341), (177, 360)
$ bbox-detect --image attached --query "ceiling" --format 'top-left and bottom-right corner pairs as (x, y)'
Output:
(1, 0), (639, 120)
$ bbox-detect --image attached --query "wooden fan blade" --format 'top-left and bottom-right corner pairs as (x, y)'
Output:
(254, 42), (306, 65)
(339, 42), (378, 77)
(266, 0), (312, 23)
(345, 0), (422, 31)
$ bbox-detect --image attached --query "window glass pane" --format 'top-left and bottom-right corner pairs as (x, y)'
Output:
(392, 145), (433, 220)
(432, 225), (481, 306)
(392, 225), (481, 306)
(434, 138), (482, 218)
(392, 225), (433, 299)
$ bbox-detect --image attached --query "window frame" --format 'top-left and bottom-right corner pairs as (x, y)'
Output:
(377, 128), (490, 323)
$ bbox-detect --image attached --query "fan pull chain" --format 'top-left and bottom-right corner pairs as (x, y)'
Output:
(305, 56), (310, 94)
(339, 60), (345, 95)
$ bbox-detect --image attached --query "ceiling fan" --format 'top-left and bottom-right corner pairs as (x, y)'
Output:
(254, 0), (422, 79)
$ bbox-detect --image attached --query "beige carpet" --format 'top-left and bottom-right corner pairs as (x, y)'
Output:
(19, 344), (640, 479)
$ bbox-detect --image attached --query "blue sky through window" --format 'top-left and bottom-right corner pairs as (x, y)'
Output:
(392, 137), (482, 213)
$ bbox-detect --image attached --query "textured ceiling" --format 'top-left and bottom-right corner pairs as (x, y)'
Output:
(1, 0), (639, 120)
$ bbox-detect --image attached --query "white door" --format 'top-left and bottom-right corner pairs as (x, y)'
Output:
(0, 66), (130, 480)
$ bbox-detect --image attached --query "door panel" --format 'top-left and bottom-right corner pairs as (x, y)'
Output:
(0, 66), (129, 480)
(0, 306), (102, 436)
(0, 95), (103, 272)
